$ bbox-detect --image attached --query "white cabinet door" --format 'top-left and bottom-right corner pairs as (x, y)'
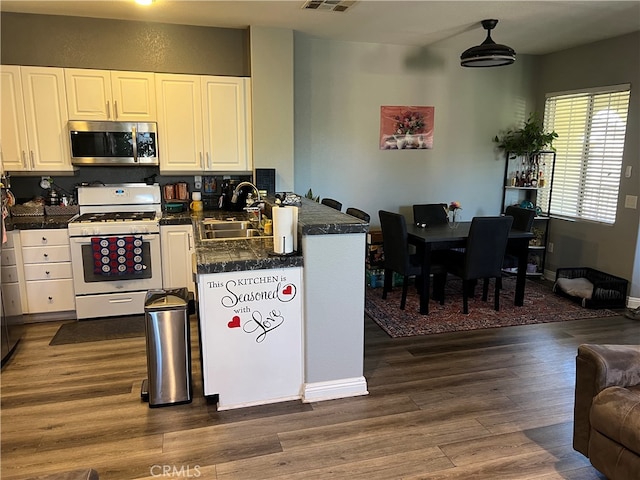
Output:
(197, 267), (303, 410)
(66, 69), (156, 121)
(202, 76), (252, 172)
(19, 66), (73, 173)
(157, 74), (252, 173)
(110, 71), (156, 121)
(64, 68), (111, 120)
(160, 224), (196, 293)
(0, 66), (29, 171)
(156, 74), (204, 173)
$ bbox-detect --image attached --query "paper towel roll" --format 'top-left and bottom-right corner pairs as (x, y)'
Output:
(272, 206), (295, 254)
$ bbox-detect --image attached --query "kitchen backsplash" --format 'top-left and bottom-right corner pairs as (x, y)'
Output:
(8, 166), (251, 208)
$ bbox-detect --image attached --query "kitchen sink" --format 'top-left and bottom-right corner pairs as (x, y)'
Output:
(202, 220), (253, 231)
(200, 219), (270, 241)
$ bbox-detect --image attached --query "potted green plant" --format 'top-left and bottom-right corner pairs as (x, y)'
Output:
(493, 112), (558, 158)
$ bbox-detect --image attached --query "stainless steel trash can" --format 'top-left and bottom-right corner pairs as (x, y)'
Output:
(142, 287), (192, 407)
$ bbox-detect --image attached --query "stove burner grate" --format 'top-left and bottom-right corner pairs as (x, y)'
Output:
(75, 212), (157, 223)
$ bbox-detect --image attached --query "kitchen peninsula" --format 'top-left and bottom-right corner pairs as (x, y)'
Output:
(172, 198), (370, 409)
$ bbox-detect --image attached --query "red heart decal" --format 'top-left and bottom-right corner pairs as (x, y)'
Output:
(228, 316), (241, 328)
(282, 285), (292, 295)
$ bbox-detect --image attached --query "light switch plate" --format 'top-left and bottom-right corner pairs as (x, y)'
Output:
(624, 195), (637, 209)
(625, 165), (632, 178)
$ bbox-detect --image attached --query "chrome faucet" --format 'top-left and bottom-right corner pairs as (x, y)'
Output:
(231, 181), (261, 205)
(231, 181), (263, 225)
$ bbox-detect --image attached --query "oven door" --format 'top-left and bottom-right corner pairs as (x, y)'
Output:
(70, 233), (162, 295)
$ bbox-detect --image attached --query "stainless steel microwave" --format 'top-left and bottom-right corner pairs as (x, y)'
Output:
(68, 121), (159, 166)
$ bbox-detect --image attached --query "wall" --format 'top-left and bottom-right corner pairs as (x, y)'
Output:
(1, 12), (249, 76)
(249, 27), (295, 192)
(293, 34), (537, 226)
(535, 32), (640, 301)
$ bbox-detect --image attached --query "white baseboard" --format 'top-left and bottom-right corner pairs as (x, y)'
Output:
(302, 376), (368, 403)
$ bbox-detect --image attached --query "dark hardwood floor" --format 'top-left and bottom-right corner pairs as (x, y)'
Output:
(2, 309), (638, 479)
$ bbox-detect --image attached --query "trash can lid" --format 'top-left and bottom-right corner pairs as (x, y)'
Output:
(145, 288), (188, 310)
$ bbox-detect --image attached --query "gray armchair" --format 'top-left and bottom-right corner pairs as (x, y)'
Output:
(574, 344), (640, 480)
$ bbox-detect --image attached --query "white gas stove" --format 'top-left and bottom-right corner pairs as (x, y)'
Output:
(68, 184), (163, 319)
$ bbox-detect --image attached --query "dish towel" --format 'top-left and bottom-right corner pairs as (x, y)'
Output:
(92, 236), (145, 275)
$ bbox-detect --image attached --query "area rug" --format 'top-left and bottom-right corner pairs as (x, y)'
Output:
(49, 315), (146, 345)
(365, 276), (620, 337)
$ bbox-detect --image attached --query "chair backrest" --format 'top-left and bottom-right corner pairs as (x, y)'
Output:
(464, 216), (513, 279)
(413, 203), (448, 226)
(505, 205), (535, 232)
(346, 207), (371, 222)
(321, 198), (342, 211)
(378, 210), (412, 275)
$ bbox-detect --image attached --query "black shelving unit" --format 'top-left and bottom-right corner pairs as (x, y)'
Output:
(501, 150), (556, 277)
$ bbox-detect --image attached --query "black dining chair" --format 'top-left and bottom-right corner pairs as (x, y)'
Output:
(321, 198), (342, 211)
(441, 216), (513, 314)
(378, 210), (423, 310)
(501, 206), (536, 284)
(346, 207), (370, 222)
(413, 203), (448, 227)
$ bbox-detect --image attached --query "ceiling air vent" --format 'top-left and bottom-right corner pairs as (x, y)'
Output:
(302, 0), (357, 13)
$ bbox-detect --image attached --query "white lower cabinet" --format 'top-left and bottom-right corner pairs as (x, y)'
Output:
(160, 224), (196, 294)
(197, 267), (303, 410)
(1, 231), (24, 317)
(19, 229), (75, 314)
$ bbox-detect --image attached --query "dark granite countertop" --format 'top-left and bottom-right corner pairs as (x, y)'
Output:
(5, 215), (76, 230)
(7, 197), (368, 274)
(161, 197), (369, 235)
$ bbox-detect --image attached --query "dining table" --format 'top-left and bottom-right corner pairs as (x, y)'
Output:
(406, 221), (534, 315)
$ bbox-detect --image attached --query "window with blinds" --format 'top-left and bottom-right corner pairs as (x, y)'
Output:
(542, 85), (630, 224)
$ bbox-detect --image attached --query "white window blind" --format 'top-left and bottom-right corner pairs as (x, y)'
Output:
(542, 85), (630, 224)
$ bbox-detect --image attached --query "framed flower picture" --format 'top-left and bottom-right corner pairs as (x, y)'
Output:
(380, 105), (434, 150)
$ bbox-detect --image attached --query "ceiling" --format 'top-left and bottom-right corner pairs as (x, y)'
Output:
(1, 1), (639, 56)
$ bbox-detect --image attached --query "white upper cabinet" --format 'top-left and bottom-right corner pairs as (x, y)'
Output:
(157, 74), (252, 173)
(156, 74), (204, 172)
(1, 66), (28, 173)
(0, 65), (73, 174)
(202, 76), (252, 172)
(65, 68), (156, 121)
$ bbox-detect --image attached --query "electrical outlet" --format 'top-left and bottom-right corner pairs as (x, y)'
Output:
(625, 195), (637, 209)
(548, 242), (554, 253)
(194, 175), (202, 190)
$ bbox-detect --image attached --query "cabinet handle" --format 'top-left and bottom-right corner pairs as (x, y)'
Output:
(48, 296), (53, 302)
(45, 271), (50, 275)
(106, 101), (111, 119)
(30, 151), (35, 169)
(206, 152), (211, 170)
(199, 152), (204, 169)
(43, 253), (49, 259)
(42, 237), (48, 243)
(188, 233), (193, 249)
(21, 150), (27, 168)
(114, 101), (119, 119)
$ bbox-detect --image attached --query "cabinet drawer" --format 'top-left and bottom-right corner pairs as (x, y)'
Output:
(1, 283), (22, 317)
(22, 245), (71, 264)
(4, 232), (17, 248)
(1, 265), (20, 283)
(1, 248), (17, 266)
(20, 229), (69, 247)
(23, 262), (72, 281)
(25, 279), (75, 313)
